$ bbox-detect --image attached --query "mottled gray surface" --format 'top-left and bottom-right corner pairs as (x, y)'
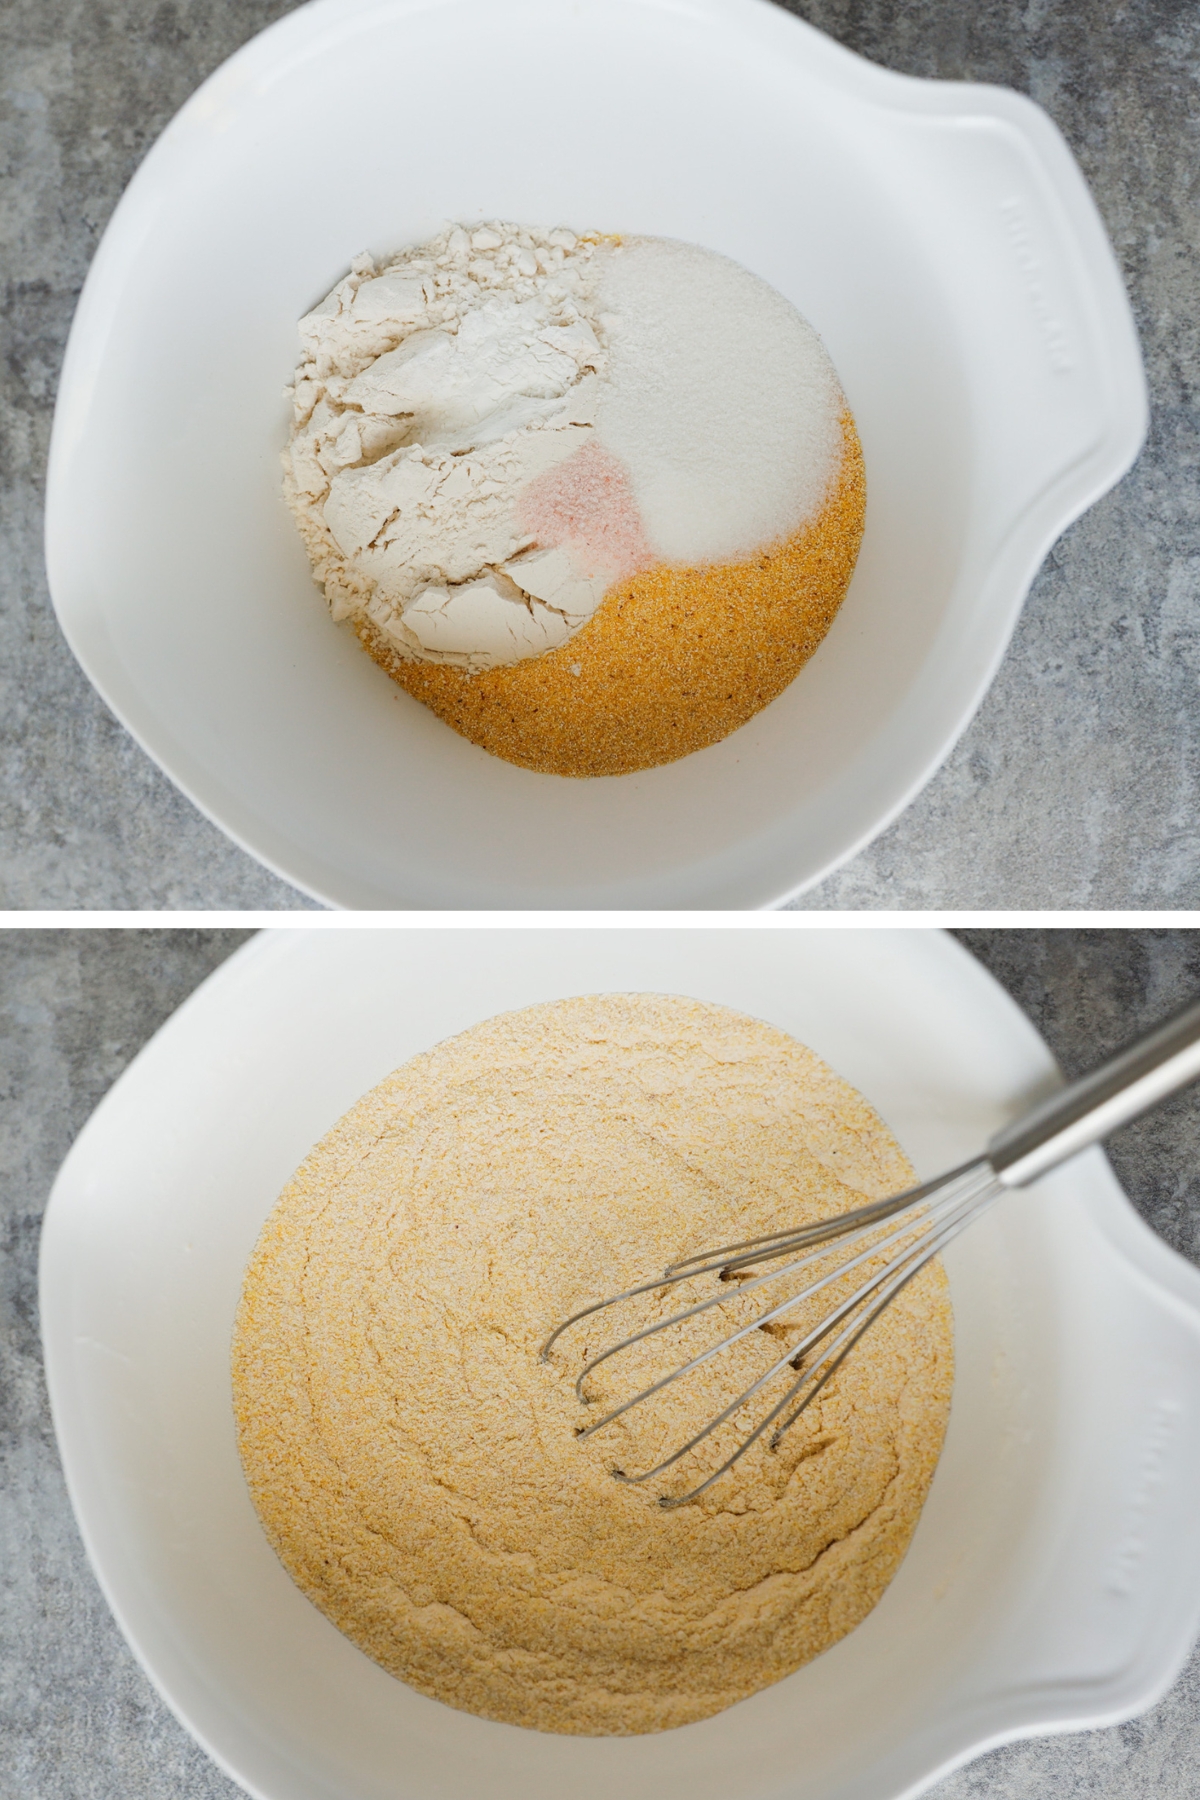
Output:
(2, 0), (1199, 909)
(0, 931), (256, 1798)
(2, 927), (1199, 1797)
(787, 0), (1200, 910)
(0, 2), (312, 910)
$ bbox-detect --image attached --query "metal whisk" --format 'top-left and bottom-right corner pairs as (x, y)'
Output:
(542, 996), (1200, 1507)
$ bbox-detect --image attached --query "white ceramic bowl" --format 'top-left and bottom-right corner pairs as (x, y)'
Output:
(44, 0), (1147, 908)
(40, 928), (1200, 1800)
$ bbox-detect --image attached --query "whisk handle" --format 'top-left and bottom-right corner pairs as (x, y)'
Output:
(987, 996), (1200, 1187)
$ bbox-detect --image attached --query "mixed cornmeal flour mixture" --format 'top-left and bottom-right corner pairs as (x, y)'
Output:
(283, 226), (864, 776)
(233, 996), (952, 1736)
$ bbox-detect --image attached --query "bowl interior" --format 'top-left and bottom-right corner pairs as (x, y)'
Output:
(43, 927), (1171, 1800)
(47, 0), (994, 906)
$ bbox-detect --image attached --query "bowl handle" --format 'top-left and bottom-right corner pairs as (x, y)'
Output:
(964, 1164), (1200, 1737)
(890, 81), (1149, 552)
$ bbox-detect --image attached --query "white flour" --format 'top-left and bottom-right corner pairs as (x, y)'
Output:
(284, 224), (610, 672)
(283, 225), (846, 672)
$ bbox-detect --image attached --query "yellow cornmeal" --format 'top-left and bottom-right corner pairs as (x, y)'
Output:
(354, 417), (865, 778)
(232, 995), (952, 1736)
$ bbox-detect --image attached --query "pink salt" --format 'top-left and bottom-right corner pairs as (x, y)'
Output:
(516, 440), (656, 579)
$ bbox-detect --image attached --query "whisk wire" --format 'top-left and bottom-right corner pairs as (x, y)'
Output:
(622, 1168), (999, 1502)
(587, 1162), (987, 1406)
(654, 1169), (1002, 1507)
(767, 1174), (1002, 1449)
(584, 1163), (985, 1393)
(574, 1173), (979, 1441)
(538, 1162), (986, 1373)
(660, 1159), (982, 1280)
(553, 1159), (1000, 1505)
(574, 1199), (947, 1419)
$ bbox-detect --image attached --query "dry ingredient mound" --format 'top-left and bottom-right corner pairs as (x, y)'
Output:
(233, 995), (953, 1737)
(364, 420), (863, 776)
(283, 223), (864, 777)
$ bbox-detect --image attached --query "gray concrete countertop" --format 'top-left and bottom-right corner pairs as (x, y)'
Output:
(2, 1), (1198, 909)
(3, 926), (1200, 1795)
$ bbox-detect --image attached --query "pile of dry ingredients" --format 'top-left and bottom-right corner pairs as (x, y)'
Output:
(234, 996), (952, 1736)
(283, 225), (864, 776)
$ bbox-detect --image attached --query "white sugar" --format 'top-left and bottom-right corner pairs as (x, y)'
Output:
(594, 238), (844, 564)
